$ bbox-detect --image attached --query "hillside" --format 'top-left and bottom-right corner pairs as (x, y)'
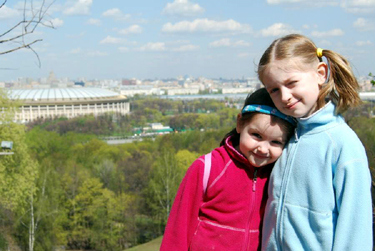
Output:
(126, 236), (163, 251)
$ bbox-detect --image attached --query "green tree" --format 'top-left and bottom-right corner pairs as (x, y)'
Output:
(369, 72), (375, 86)
(0, 89), (37, 211)
(146, 149), (185, 225)
(66, 178), (125, 250)
(175, 149), (199, 172)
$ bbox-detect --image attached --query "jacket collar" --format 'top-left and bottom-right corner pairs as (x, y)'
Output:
(296, 101), (343, 136)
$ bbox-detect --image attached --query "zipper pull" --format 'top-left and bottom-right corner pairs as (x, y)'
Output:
(252, 168), (258, 192)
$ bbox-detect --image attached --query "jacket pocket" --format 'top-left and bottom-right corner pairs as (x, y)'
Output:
(281, 203), (335, 250)
(190, 219), (251, 251)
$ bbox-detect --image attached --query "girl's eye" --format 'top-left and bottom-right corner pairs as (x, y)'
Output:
(287, 81), (296, 87)
(269, 88), (279, 94)
(271, 140), (284, 146)
(252, 133), (262, 139)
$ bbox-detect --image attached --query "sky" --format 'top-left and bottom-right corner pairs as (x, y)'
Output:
(0, 0), (375, 82)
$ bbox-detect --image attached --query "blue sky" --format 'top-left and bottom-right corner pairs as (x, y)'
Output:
(1, 0), (374, 81)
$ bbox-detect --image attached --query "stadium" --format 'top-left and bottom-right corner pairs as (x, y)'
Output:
(8, 88), (130, 123)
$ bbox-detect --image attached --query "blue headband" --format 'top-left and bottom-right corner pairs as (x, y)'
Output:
(242, 104), (296, 126)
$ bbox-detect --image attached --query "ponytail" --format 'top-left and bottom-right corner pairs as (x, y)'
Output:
(319, 50), (361, 113)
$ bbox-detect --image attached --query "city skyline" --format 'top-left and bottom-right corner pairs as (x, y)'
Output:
(1, 0), (375, 82)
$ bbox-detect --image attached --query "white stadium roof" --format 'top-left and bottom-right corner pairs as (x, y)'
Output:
(8, 88), (122, 101)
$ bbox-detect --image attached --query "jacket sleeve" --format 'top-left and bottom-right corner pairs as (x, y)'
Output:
(160, 156), (205, 251)
(332, 156), (373, 250)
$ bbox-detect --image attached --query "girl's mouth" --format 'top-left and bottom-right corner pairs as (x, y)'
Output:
(253, 152), (268, 159)
(286, 99), (301, 109)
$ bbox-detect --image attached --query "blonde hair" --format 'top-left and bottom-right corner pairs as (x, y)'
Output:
(257, 34), (361, 114)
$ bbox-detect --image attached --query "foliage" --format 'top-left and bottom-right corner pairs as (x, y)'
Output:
(369, 72), (375, 86)
(0, 89), (37, 212)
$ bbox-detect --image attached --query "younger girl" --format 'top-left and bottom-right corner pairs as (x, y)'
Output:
(258, 34), (373, 250)
(160, 88), (296, 251)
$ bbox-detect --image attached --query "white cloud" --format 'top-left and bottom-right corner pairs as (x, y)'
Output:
(209, 38), (251, 48)
(87, 51), (108, 57)
(318, 39), (332, 47)
(356, 40), (372, 46)
(258, 23), (299, 37)
(100, 36), (124, 44)
(354, 17), (367, 28)
(69, 48), (82, 54)
(0, 5), (19, 19)
(341, 0), (375, 14)
(267, 0), (306, 4)
(210, 38), (231, 47)
(267, 0), (339, 7)
(238, 52), (251, 58)
(162, 19), (252, 34)
(162, 0), (205, 17)
(103, 8), (122, 17)
(63, 0), (92, 16)
(50, 18), (64, 28)
(233, 40), (251, 47)
(353, 18), (375, 31)
(102, 8), (131, 21)
(119, 47), (129, 52)
(119, 25), (143, 35)
(138, 42), (166, 52)
(87, 18), (101, 26)
(172, 44), (199, 52)
(311, 29), (344, 37)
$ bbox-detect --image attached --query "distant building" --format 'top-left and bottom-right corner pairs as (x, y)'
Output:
(74, 81), (85, 87)
(222, 87), (254, 94)
(120, 85), (161, 96)
(8, 88), (130, 123)
(121, 79), (137, 86)
(166, 88), (199, 95)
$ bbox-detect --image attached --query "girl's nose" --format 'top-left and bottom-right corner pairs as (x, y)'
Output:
(257, 142), (269, 154)
(280, 89), (291, 103)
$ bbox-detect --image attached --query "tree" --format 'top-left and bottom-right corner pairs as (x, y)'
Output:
(0, 0), (56, 66)
(146, 149), (185, 225)
(369, 72), (375, 86)
(0, 89), (38, 250)
(0, 89), (37, 211)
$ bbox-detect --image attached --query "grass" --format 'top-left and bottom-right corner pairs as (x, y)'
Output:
(125, 236), (163, 251)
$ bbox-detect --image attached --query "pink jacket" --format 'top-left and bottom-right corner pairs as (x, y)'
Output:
(160, 137), (273, 251)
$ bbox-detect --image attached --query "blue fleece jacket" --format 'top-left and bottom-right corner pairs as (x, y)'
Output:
(262, 102), (373, 251)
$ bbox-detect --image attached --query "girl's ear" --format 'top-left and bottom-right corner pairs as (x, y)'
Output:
(236, 113), (242, 133)
(317, 62), (328, 86)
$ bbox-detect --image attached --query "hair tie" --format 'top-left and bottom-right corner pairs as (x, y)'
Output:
(316, 48), (323, 58)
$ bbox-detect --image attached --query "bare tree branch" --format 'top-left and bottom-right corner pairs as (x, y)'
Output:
(0, 0), (56, 67)
(0, 39), (42, 55)
(0, 0), (7, 9)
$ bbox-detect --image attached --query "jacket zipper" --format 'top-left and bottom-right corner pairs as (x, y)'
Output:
(252, 168), (258, 192)
(276, 131), (299, 250)
(243, 167), (258, 251)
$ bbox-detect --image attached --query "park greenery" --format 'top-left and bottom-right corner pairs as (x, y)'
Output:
(0, 92), (374, 250)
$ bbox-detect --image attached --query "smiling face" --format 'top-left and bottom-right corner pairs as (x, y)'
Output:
(262, 58), (327, 118)
(236, 113), (288, 167)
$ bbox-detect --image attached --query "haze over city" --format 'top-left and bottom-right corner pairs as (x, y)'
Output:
(1, 0), (375, 81)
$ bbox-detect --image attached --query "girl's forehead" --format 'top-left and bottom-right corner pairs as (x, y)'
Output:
(270, 58), (306, 70)
(263, 58), (316, 78)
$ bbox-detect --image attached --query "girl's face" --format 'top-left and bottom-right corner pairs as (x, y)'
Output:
(262, 58), (327, 118)
(236, 113), (288, 167)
